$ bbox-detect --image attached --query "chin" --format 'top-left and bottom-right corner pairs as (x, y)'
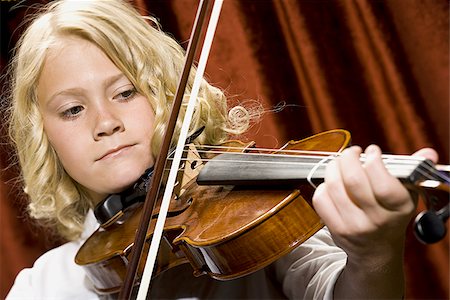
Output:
(109, 167), (148, 193)
(88, 158), (153, 195)
(110, 178), (140, 193)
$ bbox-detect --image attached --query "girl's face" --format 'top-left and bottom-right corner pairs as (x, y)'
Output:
(37, 36), (155, 204)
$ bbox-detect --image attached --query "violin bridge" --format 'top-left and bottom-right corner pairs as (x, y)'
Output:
(174, 144), (204, 198)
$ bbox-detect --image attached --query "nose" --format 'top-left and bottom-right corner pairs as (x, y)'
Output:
(93, 103), (124, 140)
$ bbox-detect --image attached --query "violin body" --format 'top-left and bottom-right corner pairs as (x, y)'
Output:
(166, 129), (351, 280)
(74, 191), (192, 294)
(75, 129), (351, 293)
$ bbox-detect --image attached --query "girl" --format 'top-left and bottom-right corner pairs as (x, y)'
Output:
(5, 0), (438, 299)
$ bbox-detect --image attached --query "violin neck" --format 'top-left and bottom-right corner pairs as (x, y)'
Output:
(196, 153), (435, 187)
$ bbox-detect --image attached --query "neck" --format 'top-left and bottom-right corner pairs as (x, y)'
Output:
(196, 152), (438, 187)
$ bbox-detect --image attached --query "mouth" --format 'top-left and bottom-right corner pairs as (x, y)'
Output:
(96, 144), (135, 161)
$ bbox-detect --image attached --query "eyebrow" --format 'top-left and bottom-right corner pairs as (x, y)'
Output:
(46, 73), (128, 105)
(103, 73), (128, 89)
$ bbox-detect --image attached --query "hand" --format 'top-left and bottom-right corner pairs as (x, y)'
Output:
(312, 145), (438, 298)
(312, 145), (438, 260)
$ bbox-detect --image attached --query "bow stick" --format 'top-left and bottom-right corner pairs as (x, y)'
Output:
(136, 1), (223, 299)
(118, 0), (223, 298)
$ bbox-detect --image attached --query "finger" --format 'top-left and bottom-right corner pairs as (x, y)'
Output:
(412, 148), (438, 163)
(337, 146), (379, 214)
(318, 148), (368, 223)
(312, 182), (346, 233)
(363, 145), (413, 213)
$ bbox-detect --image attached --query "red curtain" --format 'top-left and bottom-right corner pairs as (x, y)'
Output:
(1, 0), (448, 298)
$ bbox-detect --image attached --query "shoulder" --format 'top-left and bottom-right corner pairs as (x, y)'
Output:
(7, 211), (99, 299)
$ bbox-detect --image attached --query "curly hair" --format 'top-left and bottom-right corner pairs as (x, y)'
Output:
(6, 0), (249, 241)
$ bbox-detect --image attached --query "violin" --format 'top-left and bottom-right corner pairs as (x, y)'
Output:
(75, 129), (450, 294)
(75, 0), (449, 297)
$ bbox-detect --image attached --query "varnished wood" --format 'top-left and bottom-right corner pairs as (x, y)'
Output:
(75, 129), (351, 292)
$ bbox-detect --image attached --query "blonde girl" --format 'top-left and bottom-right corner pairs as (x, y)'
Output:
(6, 1), (437, 299)
(8, 0), (238, 242)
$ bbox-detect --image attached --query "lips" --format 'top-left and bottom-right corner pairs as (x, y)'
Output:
(97, 144), (134, 161)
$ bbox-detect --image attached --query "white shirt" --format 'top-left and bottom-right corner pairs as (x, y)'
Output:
(7, 210), (346, 299)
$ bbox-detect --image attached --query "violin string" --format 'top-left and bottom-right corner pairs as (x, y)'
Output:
(167, 157), (449, 186)
(167, 156), (427, 181)
(306, 154), (336, 189)
(193, 150), (427, 168)
(416, 160), (450, 183)
(202, 145), (449, 170)
(170, 156), (426, 169)
(414, 163), (449, 185)
(193, 144), (428, 161)
(170, 146), (427, 167)
(166, 145), (450, 183)
(199, 146), (449, 182)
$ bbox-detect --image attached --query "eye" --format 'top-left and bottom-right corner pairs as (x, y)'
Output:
(114, 88), (137, 101)
(61, 105), (84, 119)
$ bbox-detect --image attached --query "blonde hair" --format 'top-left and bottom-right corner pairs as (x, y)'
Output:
(7, 0), (248, 241)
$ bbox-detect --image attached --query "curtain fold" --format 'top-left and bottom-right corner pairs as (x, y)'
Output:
(1, 0), (448, 298)
(272, 0), (341, 131)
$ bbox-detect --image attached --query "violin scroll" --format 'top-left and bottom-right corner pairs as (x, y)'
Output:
(415, 205), (449, 244)
(414, 178), (450, 244)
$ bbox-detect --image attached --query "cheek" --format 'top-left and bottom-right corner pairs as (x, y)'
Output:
(44, 121), (85, 172)
(132, 102), (156, 166)
(128, 100), (155, 143)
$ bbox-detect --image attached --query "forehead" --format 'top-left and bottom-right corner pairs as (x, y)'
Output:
(37, 36), (124, 103)
(41, 35), (114, 75)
